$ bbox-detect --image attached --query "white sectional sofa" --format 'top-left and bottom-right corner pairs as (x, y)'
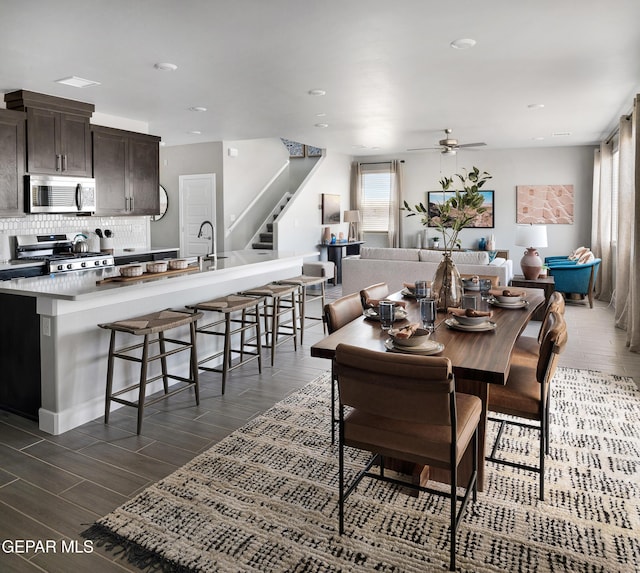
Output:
(341, 247), (514, 295)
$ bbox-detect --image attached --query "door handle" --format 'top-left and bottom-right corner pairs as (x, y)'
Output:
(56, 154), (62, 171)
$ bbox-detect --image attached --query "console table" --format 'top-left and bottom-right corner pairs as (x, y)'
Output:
(318, 241), (364, 284)
(510, 275), (555, 320)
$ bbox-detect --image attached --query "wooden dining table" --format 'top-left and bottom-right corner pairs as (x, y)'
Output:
(310, 288), (546, 491)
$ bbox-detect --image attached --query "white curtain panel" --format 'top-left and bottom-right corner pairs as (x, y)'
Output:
(592, 140), (614, 301)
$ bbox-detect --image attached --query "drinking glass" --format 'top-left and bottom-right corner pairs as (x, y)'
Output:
(462, 294), (477, 310)
(415, 280), (428, 298)
(378, 301), (396, 331)
(479, 279), (492, 300)
(419, 298), (436, 334)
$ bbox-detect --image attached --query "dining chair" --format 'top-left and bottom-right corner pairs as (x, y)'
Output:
(512, 291), (565, 367)
(323, 292), (366, 442)
(486, 310), (568, 500)
(359, 282), (389, 309)
(335, 343), (481, 572)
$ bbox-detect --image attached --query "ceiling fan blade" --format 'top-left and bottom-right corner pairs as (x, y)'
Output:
(457, 142), (487, 148)
(406, 146), (442, 151)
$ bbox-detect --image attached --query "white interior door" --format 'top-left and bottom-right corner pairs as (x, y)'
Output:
(179, 174), (216, 257)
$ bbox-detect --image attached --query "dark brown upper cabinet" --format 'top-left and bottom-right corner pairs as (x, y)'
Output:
(92, 125), (160, 216)
(0, 109), (27, 217)
(4, 90), (94, 177)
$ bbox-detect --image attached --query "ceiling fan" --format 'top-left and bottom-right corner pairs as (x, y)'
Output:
(408, 128), (487, 154)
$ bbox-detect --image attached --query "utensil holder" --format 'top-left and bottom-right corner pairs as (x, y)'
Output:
(100, 237), (114, 254)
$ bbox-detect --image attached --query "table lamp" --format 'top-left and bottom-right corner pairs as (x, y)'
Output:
(515, 224), (548, 280)
(343, 210), (361, 242)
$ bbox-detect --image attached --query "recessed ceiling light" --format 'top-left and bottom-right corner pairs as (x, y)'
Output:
(314, 123), (329, 128)
(55, 76), (101, 88)
(552, 132), (572, 137)
(308, 89), (326, 96)
(528, 103), (545, 109)
(188, 130), (202, 135)
(315, 112), (327, 117)
(450, 38), (476, 50)
(189, 106), (207, 112)
(154, 62), (178, 71)
(532, 136), (545, 141)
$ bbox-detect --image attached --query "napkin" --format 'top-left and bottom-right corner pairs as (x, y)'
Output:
(364, 298), (407, 309)
(448, 307), (493, 318)
(389, 323), (420, 339)
(402, 282), (416, 290)
(488, 288), (526, 298)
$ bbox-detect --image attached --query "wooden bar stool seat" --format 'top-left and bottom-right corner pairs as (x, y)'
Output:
(99, 309), (202, 434)
(278, 275), (327, 344)
(239, 283), (298, 365)
(187, 294), (265, 394)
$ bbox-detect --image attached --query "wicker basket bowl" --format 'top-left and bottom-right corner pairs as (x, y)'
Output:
(146, 261), (168, 273)
(168, 258), (188, 270)
(120, 265), (143, 277)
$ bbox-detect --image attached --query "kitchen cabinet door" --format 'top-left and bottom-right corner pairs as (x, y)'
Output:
(92, 125), (160, 216)
(26, 108), (92, 176)
(128, 134), (160, 215)
(0, 109), (26, 217)
(92, 127), (129, 215)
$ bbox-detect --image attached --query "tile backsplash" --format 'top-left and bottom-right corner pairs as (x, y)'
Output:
(0, 214), (150, 255)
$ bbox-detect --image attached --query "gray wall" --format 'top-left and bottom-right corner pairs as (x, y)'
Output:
(154, 142), (224, 250)
(359, 145), (595, 261)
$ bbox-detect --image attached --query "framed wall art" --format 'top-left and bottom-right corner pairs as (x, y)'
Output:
(516, 184), (574, 224)
(426, 190), (494, 228)
(321, 193), (341, 224)
(306, 145), (322, 157)
(281, 138), (305, 158)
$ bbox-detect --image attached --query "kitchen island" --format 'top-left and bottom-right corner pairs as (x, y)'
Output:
(0, 250), (306, 434)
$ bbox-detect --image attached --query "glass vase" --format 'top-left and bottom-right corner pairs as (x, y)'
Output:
(431, 252), (463, 311)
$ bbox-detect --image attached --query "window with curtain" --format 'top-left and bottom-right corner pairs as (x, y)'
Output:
(360, 165), (392, 232)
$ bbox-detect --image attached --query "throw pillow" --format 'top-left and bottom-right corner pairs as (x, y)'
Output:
(578, 250), (595, 264)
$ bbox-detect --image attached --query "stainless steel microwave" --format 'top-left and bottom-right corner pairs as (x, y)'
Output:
(26, 175), (97, 214)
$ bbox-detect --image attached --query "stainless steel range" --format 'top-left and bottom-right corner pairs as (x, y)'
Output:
(15, 234), (115, 274)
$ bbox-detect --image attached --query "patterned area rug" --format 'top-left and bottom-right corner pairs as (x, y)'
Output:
(83, 368), (640, 572)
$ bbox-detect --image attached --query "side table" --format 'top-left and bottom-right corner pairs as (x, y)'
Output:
(318, 241), (364, 285)
(510, 275), (555, 321)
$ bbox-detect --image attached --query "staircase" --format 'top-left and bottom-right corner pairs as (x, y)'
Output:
(251, 193), (291, 250)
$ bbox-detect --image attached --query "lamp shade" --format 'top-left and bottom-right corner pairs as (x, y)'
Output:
(343, 210), (361, 223)
(515, 224), (548, 248)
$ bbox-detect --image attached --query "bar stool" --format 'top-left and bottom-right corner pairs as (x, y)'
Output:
(240, 283), (298, 365)
(279, 275), (327, 344)
(187, 294), (265, 394)
(99, 309), (202, 434)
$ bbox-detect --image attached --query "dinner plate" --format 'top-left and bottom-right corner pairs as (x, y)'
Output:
(363, 307), (408, 321)
(445, 318), (497, 332)
(488, 297), (529, 309)
(384, 338), (444, 355)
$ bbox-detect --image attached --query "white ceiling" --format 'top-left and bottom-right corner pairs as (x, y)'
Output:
(2, 0), (639, 156)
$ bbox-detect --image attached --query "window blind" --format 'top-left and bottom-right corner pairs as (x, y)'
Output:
(361, 170), (392, 232)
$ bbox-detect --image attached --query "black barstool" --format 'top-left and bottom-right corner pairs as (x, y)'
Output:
(99, 309), (202, 434)
(187, 294), (264, 394)
(240, 283), (298, 366)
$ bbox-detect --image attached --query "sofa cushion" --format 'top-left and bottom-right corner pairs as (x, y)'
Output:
(360, 247), (420, 261)
(489, 257), (506, 267)
(419, 250), (490, 265)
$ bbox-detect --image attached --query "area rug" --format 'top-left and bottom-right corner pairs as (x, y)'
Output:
(83, 368), (640, 572)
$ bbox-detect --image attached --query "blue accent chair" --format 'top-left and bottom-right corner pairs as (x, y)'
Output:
(545, 256), (601, 308)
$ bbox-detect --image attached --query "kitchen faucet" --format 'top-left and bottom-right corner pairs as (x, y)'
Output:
(197, 220), (216, 260)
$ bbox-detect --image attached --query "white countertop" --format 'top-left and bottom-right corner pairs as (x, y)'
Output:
(0, 250), (305, 301)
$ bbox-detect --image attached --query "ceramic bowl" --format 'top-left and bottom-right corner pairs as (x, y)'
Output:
(168, 259), (188, 270)
(120, 265), (143, 277)
(496, 294), (522, 304)
(389, 327), (431, 347)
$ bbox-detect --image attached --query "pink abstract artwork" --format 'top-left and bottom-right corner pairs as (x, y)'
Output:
(516, 184), (574, 224)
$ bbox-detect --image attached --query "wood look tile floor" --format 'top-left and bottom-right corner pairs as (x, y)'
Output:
(1, 287), (638, 572)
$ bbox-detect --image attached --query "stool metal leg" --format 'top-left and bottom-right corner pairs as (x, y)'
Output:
(136, 335), (150, 435)
(104, 329), (116, 424)
(222, 313), (231, 394)
(189, 320), (200, 406)
(159, 332), (169, 394)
